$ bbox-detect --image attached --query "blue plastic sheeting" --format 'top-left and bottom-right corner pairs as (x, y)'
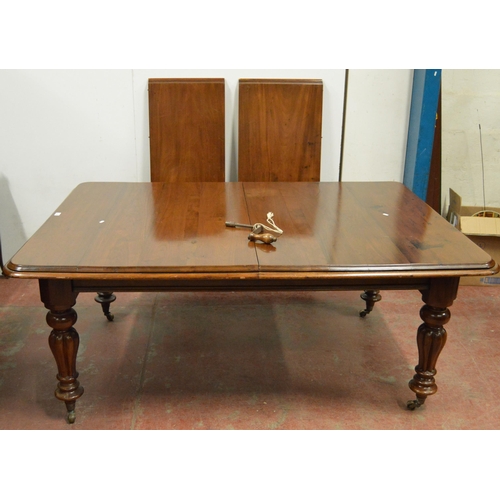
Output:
(403, 69), (441, 200)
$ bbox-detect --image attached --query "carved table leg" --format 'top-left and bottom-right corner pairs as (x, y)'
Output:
(47, 309), (84, 423)
(360, 290), (381, 317)
(94, 291), (116, 321)
(407, 304), (449, 409)
(40, 279), (84, 423)
(407, 278), (459, 410)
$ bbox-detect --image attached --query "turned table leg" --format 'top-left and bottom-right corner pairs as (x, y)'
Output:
(95, 291), (116, 321)
(40, 279), (84, 423)
(407, 277), (459, 410)
(360, 289), (381, 317)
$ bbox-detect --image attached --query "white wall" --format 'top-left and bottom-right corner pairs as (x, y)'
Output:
(341, 69), (413, 182)
(0, 69), (413, 263)
(442, 69), (500, 213)
(0, 70), (139, 263)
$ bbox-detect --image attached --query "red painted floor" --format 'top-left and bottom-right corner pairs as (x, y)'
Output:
(1, 276), (500, 430)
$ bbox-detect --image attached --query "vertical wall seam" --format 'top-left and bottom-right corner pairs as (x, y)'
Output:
(131, 69), (140, 181)
(338, 69), (349, 182)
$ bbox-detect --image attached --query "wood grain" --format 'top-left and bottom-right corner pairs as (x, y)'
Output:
(148, 78), (225, 182)
(243, 182), (495, 272)
(4, 182), (496, 280)
(7, 182), (256, 274)
(238, 79), (323, 182)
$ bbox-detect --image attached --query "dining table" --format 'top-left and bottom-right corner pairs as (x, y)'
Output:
(3, 181), (498, 423)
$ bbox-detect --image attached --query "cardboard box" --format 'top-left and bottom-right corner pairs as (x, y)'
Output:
(447, 189), (500, 286)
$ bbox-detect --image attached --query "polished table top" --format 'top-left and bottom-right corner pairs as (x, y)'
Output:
(5, 181), (497, 280)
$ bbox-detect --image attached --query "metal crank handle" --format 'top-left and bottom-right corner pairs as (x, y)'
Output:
(226, 222), (264, 234)
(225, 221), (254, 229)
(248, 232), (277, 244)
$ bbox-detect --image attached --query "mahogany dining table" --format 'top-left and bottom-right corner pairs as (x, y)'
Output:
(3, 181), (498, 423)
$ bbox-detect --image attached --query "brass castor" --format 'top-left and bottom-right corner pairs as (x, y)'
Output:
(406, 398), (425, 411)
(67, 410), (76, 424)
(95, 292), (116, 322)
(359, 290), (381, 317)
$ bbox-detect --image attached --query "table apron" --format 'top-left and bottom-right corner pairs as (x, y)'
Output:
(71, 277), (431, 293)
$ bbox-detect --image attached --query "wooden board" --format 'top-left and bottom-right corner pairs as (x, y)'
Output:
(238, 79), (323, 182)
(148, 78), (225, 182)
